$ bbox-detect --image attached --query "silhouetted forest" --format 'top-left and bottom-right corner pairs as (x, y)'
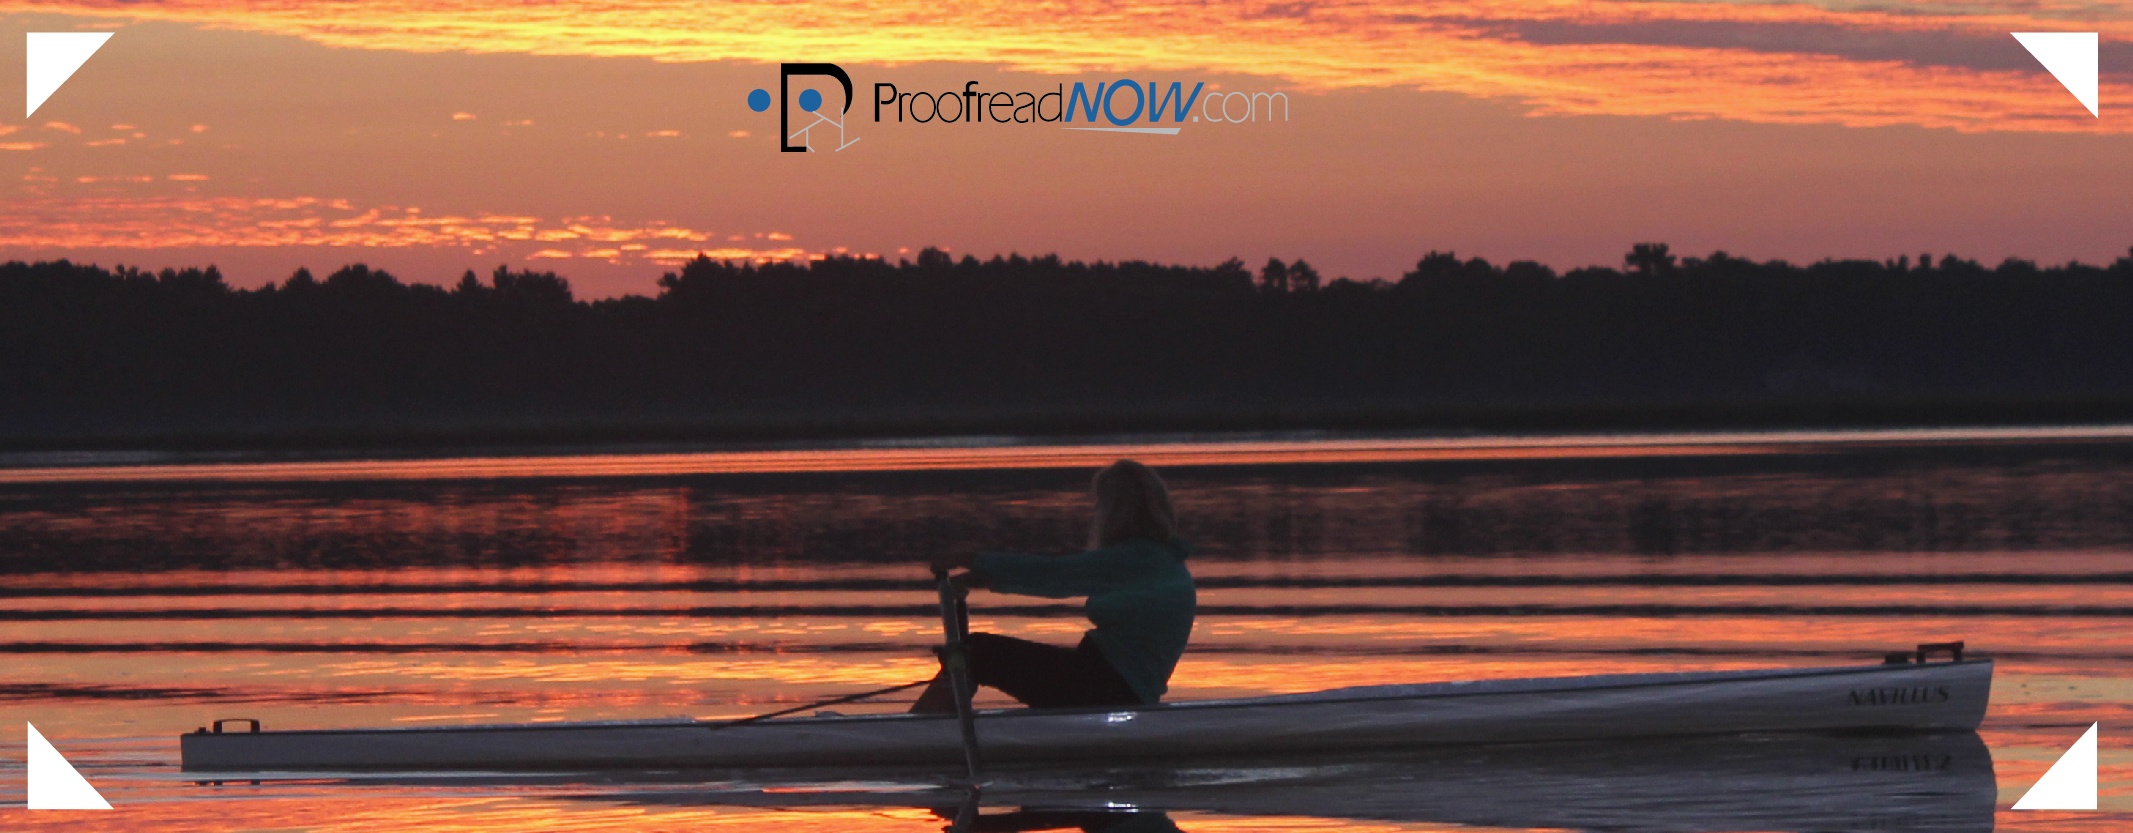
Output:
(7, 243), (2133, 450)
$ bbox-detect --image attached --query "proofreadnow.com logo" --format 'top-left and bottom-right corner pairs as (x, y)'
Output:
(745, 62), (1291, 153)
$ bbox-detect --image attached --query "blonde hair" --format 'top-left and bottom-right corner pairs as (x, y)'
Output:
(1090, 460), (1177, 548)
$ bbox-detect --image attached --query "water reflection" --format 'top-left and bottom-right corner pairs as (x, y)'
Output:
(3, 444), (2129, 828)
(317, 731), (1989, 832)
(12, 449), (2133, 575)
(947, 809), (1180, 833)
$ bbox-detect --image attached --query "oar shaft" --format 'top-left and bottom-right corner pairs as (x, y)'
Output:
(936, 569), (985, 781)
(705, 679), (929, 732)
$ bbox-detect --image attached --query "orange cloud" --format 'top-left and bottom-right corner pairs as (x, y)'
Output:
(10, 0), (2129, 132)
(0, 194), (827, 265)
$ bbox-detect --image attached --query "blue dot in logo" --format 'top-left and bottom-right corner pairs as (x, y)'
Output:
(747, 88), (771, 112)
(799, 89), (823, 113)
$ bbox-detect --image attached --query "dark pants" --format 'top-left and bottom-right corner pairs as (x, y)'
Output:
(962, 632), (1143, 709)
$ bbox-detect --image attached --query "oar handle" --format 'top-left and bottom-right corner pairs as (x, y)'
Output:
(935, 567), (984, 782)
(932, 566), (972, 639)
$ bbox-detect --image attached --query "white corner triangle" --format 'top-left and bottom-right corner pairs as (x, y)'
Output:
(2013, 722), (2098, 810)
(26, 31), (114, 119)
(27, 722), (113, 810)
(2012, 32), (2100, 117)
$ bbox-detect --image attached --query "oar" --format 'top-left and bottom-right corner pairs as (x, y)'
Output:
(701, 678), (931, 732)
(934, 567), (985, 784)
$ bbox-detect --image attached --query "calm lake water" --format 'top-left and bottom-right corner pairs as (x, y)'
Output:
(1, 431), (2128, 831)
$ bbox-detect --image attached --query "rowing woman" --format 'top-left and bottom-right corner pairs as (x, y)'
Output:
(913, 459), (1196, 712)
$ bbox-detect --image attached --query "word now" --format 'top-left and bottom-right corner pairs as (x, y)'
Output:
(873, 80), (1287, 127)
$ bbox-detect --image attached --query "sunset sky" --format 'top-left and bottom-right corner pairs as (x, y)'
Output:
(2, 1), (2128, 297)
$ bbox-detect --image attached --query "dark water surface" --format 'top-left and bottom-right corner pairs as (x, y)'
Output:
(1, 434), (2128, 830)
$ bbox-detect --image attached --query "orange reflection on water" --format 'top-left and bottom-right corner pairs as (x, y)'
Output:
(0, 792), (1458, 833)
(11, 582), (2125, 619)
(0, 796), (959, 833)
(309, 654), (938, 690)
(4, 549), (2126, 589)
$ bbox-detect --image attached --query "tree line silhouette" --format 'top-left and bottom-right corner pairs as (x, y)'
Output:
(6, 243), (2133, 449)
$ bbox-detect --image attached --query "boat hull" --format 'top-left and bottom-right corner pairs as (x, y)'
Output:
(181, 659), (1992, 772)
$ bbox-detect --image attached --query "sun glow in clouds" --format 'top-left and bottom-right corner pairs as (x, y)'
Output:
(9, 0), (2129, 132)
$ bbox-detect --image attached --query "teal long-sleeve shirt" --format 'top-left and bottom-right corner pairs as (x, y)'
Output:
(970, 537), (1196, 704)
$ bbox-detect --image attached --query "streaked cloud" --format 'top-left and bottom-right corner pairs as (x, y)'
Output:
(0, 122), (199, 154)
(0, 194), (820, 266)
(1490, 18), (2133, 75)
(9, 0), (2129, 131)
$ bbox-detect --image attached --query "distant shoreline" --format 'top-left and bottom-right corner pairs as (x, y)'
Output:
(14, 251), (2133, 458)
